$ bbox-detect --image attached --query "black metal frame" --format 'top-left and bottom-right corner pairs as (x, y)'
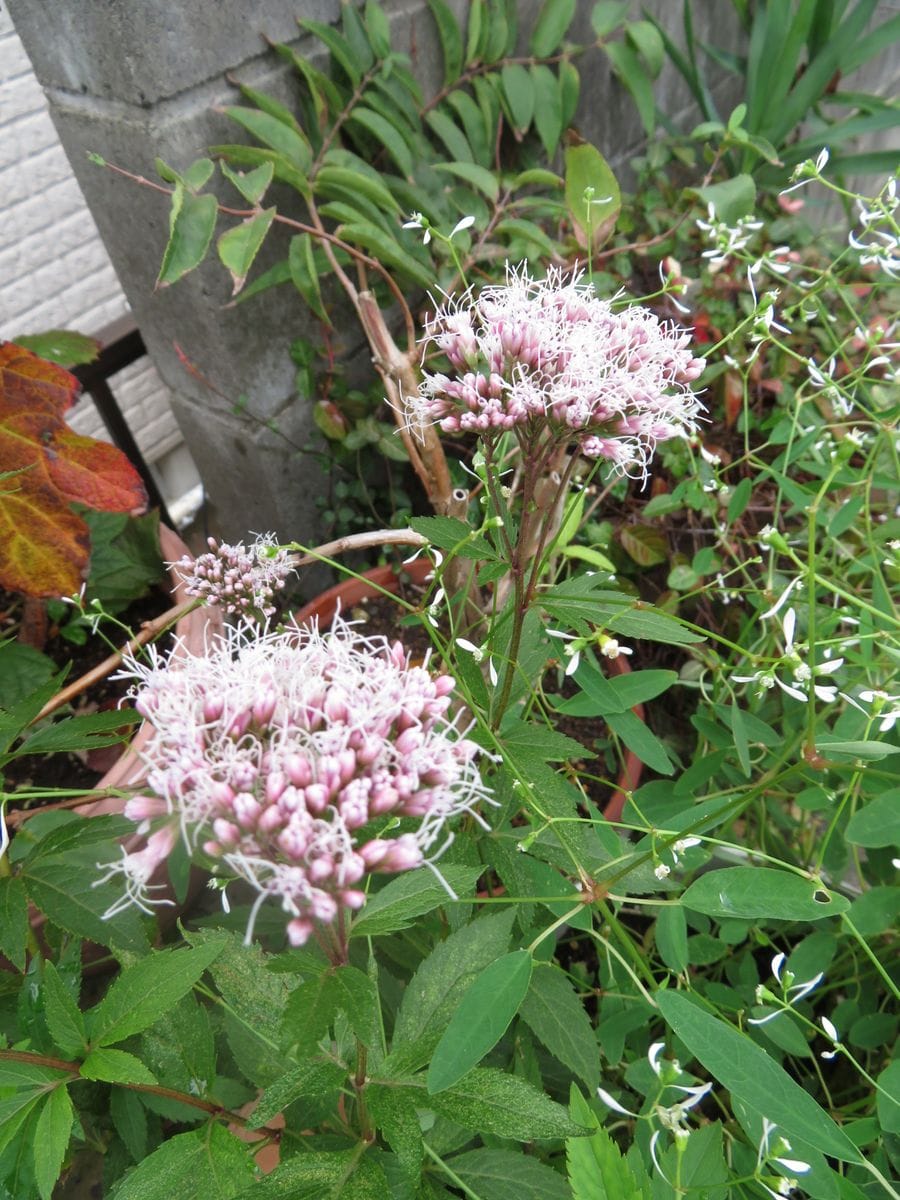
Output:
(71, 316), (173, 527)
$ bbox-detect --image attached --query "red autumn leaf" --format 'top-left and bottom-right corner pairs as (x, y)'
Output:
(0, 342), (147, 598)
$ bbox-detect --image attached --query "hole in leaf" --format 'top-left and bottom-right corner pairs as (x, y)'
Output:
(813, 889), (831, 904)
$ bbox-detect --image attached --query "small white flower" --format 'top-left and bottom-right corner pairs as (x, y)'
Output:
(597, 1087), (637, 1116)
(654, 863), (671, 880)
(402, 211), (431, 244)
(449, 214), (475, 239)
(456, 637), (484, 663)
(648, 1041), (666, 1076)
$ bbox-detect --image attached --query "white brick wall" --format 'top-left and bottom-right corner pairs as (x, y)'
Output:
(0, 8), (195, 495)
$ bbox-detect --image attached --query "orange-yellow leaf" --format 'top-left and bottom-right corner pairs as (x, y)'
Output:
(0, 343), (147, 598)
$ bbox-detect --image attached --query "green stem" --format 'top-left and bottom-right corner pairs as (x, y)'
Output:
(423, 1144), (486, 1200)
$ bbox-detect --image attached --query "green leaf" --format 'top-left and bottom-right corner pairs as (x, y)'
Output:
(693, 175), (756, 225)
(346, 107), (414, 178)
(427, 0), (464, 85)
(33, 1084), (73, 1200)
(656, 990), (863, 1163)
(217, 208), (276, 295)
(110, 1086), (147, 1164)
(876, 1060), (900, 1135)
(520, 963), (600, 1090)
(81, 1047), (158, 1085)
(390, 909), (515, 1068)
(250, 1060), (346, 1128)
(298, 16), (362, 84)
(409, 514), (497, 560)
(220, 160), (275, 205)
(17, 707), (140, 756)
(22, 856), (148, 954)
(591, 2), (629, 38)
(351, 864), (481, 938)
(531, 64), (564, 158)
(604, 40), (656, 134)
(427, 950), (532, 1093)
(727, 477), (753, 524)
(367, 1085), (423, 1180)
(559, 666), (678, 716)
(365, 1), (392, 57)
(288, 234), (330, 325)
(500, 718), (591, 763)
(157, 185), (218, 288)
(232, 1150), (387, 1199)
(424, 1067), (588, 1140)
(680, 867), (850, 922)
(330, 964), (379, 1046)
(606, 710), (675, 774)
(501, 64), (535, 132)
(89, 941), (226, 1047)
(20, 813), (132, 864)
(223, 106), (312, 170)
(655, 905), (689, 974)
(11, 330), (99, 368)
(80, 508), (166, 614)
(339, 221), (433, 288)
(605, 608), (704, 646)
(0, 640), (55, 710)
(42, 961), (86, 1057)
(626, 19), (664, 77)
(0, 875), (28, 973)
(113, 1126), (256, 1200)
(817, 737), (899, 761)
(317, 163), (401, 213)
(434, 160), (499, 202)
(530, 0), (576, 56)
(210, 144), (310, 195)
(730, 701), (751, 777)
(281, 969), (338, 1051)
(567, 1087), (648, 1200)
(425, 108), (474, 162)
(448, 1148), (571, 1200)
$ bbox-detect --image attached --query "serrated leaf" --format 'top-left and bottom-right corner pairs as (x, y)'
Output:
(220, 160), (275, 205)
(681, 868), (850, 922)
(250, 1060), (346, 1128)
(351, 864), (481, 938)
(12, 330), (99, 368)
(330, 964), (379, 1046)
(408, 514), (497, 560)
(113, 1126), (255, 1200)
(217, 208), (276, 295)
(427, 951), (532, 1093)
(41, 961), (86, 1057)
(81, 1047), (158, 1085)
(89, 941), (226, 1047)
(22, 857), (148, 954)
(0, 875), (28, 973)
(423, 1067), (588, 1140)
(565, 141), (621, 250)
(567, 1089), (647, 1200)
(656, 990), (863, 1164)
(530, 0), (576, 56)
(157, 185), (218, 287)
(33, 1084), (73, 1200)
(605, 608), (704, 646)
(17, 707), (140, 756)
(110, 1087), (147, 1163)
(0, 640), (55, 710)
(427, 0), (464, 85)
(448, 1148), (571, 1199)
(368, 1085), (424, 1180)
(80, 507), (165, 614)
(391, 909), (516, 1067)
(0, 343), (147, 596)
(232, 1150), (386, 1199)
(281, 969), (338, 1051)
(520, 964), (599, 1091)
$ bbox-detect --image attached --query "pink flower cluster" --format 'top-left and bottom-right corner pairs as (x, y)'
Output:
(101, 618), (489, 945)
(413, 266), (706, 477)
(171, 534), (293, 616)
